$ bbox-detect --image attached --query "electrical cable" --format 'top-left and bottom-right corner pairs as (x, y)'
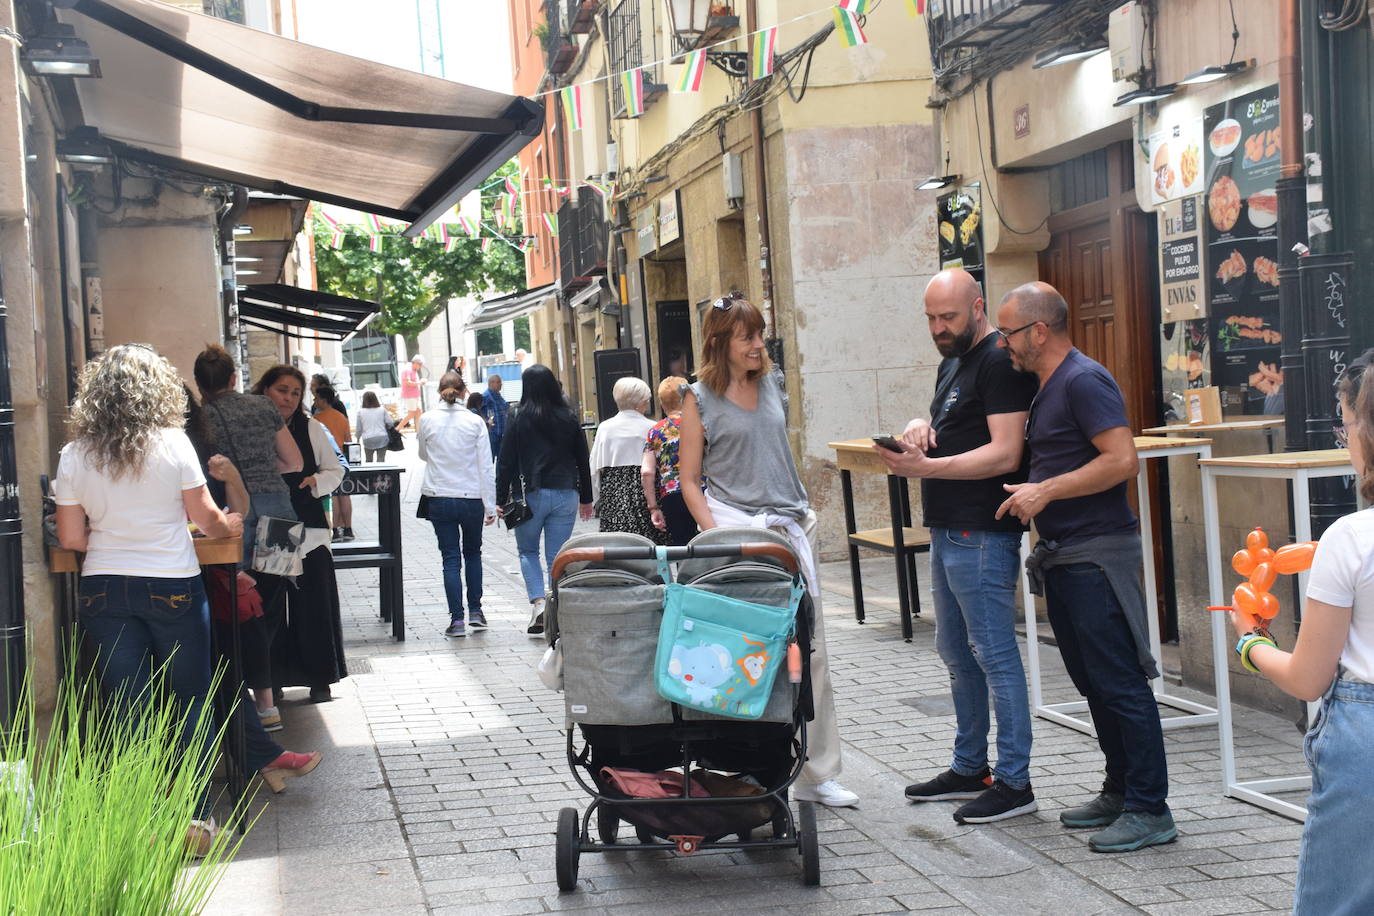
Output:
(971, 89), (1048, 237)
(1319, 0), (1368, 29)
(1225, 0), (1240, 65)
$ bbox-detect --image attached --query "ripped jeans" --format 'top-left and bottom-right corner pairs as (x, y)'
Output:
(79, 574), (214, 818)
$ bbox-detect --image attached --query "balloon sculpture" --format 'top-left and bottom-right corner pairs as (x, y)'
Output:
(1210, 527), (1317, 634)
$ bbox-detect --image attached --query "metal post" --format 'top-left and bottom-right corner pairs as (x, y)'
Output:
(0, 265), (26, 733)
(1277, 0), (1307, 454)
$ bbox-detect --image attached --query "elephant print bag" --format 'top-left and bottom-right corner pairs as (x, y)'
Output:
(653, 548), (804, 720)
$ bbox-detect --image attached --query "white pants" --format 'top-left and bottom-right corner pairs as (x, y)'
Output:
(796, 511), (842, 784)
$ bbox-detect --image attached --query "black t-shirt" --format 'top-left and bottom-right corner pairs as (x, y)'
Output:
(1026, 348), (1137, 542)
(920, 333), (1038, 532)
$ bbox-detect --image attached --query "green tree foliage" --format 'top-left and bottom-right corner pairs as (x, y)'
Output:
(311, 161), (527, 353)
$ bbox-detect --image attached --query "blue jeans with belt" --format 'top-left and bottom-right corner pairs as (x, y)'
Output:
(1043, 562), (1169, 813)
(931, 528), (1033, 789)
(1295, 678), (1374, 914)
(428, 496), (487, 621)
(79, 574), (214, 817)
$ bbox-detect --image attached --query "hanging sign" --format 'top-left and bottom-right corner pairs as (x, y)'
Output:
(1158, 195), (1203, 322)
(635, 206), (658, 255)
(1148, 117), (1204, 205)
(936, 186), (983, 283)
(657, 190), (682, 247)
(1203, 84), (1282, 416)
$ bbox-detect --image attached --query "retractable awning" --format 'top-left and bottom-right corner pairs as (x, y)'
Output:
(238, 284), (380, 342)
(58, 0), (544, 234)
(466, 284), (557, 333)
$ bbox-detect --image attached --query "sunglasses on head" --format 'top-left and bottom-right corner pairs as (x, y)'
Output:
(712, 291), (746, 311)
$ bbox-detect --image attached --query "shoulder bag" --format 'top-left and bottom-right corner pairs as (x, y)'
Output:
(207, 400), (305, 576)
(499, 419), (533, 529)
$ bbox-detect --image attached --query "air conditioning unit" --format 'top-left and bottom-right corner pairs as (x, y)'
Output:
(606, 142), (619, 175)
(722, 152), (744, 204)
(1108, 1), (1145, 83)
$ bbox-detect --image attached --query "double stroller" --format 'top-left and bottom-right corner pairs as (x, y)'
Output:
(544, 527), (822, 891)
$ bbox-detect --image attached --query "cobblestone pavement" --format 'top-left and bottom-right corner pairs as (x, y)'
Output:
(206, 445), (1306, 915)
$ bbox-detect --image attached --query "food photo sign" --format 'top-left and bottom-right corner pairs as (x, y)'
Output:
(1148, 117), (1204, 206)
(1204, 84), (1283, 416)
(937, 186), (984, 288)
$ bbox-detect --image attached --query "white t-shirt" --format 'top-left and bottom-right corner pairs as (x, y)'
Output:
(1305, 506), (1374, 683)
(53, 428), (206, 578)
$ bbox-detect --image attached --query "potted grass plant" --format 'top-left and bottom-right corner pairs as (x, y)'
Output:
(0, 650), (252, 913)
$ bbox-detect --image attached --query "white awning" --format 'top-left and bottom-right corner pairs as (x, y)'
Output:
(59, 0), (543, 233)
(567, 282), (605, 312)
(466, 284), (557, 333)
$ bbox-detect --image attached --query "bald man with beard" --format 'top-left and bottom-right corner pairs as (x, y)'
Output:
(879, 268), (1039, 825)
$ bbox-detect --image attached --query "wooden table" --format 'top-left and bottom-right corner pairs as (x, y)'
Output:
(828, 439), (932, 642)
(1022, 438), (1220, 735)
(1142, 417), (1283, 453)
(1199, 449), (1354, 821)
(49, 535), (242, 571)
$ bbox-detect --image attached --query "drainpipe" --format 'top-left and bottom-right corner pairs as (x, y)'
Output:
(0, 263), (24, 733)
(218, 187), (249, 367)
(746, 0), (778, 365)
(1276, 0), (1307, 453)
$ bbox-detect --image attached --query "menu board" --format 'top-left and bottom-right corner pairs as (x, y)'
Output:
(937, 186), (984, 285)
(1158, 195), (1203, 322)
(1203, 85), (1283, 415)
(1148, 118), (1205, 205)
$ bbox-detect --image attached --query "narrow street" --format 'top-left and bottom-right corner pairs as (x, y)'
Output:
(206, 444), (1305, 916)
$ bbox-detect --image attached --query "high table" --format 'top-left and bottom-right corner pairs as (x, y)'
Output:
(1199, 448), (1354, 821)
(333, 464), (406, 640)
(828, 439), (932, 643)
(1142, 417), (1283, 452)
(1022, 436), (1220, 735)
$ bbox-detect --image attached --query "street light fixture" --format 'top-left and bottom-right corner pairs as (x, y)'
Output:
(1031, 40), (1107, 70)
(20, 23), (101, 78)
(1113, 84), (1178, 107)
(917, 175), (961, 191)
(664, 1), (740, 52)
(55, 128), (113, 165)
(1179, 60), (1252, 85)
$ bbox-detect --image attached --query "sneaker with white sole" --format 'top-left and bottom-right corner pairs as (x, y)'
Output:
(468, 611), (488, 630)
(444, 620), (466, 638)
(793, 779), (858, 808)
(905, 767), (992, 802)
(953, 780), (1038, 824)
(527, 598), (546, 637)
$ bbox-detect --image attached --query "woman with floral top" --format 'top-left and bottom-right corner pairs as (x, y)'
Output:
(640, 376), (699, 546)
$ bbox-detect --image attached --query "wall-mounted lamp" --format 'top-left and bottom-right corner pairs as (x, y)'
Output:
(644, 175), (668, 184)
(233, 224), (254, 235)
(1031, 40), (1107, 70)
(55, 127), (113, 165)
(1179, 59), (1252, 85)
(1113, 84), (1177, 107)
(20, 23), (101, 78)
(917, 175), (960, 191)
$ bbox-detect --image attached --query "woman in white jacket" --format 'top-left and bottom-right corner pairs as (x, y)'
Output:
(254, 366), (348, 704)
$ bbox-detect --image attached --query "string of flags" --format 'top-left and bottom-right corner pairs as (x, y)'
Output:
(544, 0), (918, 120)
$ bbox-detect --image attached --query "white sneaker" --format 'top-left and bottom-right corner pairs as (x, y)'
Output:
(794, 779), (858, 808)
(526, 598), (546, 637)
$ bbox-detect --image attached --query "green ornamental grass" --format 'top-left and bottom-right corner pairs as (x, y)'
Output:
(0, 646), (253, 914)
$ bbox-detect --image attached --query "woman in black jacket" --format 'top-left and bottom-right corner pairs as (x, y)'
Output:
(495, 365), (592, 636)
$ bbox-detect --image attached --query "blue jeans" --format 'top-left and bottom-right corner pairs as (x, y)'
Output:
(79, 574), (214, 817)
(514, 488), (578, 601)
(429, 497), (486, 620)
(1295, 679), (1374, 914)
(1044, 562), (1168, 813)
(931, 528), (1033, 789)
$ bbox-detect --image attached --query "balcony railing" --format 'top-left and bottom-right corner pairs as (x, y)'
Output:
(926, 0), (1084, 93)
(928, 0), (1061, 49)
(543, 0), (577, 75)
(568, 0), (599, 34)
(607, 0), (665, 117)
(558, 187), (609, 289)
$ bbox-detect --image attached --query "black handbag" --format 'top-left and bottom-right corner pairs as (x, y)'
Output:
(385, 422), (404, 452)
(501, 473), (532, 529)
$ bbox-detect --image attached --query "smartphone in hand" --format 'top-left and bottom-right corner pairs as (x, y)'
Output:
(871, 435), (904, 453)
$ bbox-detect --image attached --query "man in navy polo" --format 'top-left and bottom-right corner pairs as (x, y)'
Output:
(994, 281), (1175, 853)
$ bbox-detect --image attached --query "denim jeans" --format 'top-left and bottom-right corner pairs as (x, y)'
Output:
(930, 528), (1033, 788)
(79, 574), (214, 817)
(1295, 678), (1374, 914)
(1044, 562), (1169, 813)
(429, 496), (486, 620)
(514, 488), (578, 601)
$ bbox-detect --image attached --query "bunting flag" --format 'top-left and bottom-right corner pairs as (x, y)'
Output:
(368, 234), (382, 253)
(329, 230), (346, 249)
(318, 209), (341, 232)
(544, 177), (571, 200)
(434, 222), (450, 244)
(543, 212), (558, 236)
(445, 237), (461, 253)
(458, 216), (480, 238)
(504, 176), (520, 195)
(832, 5), (868, 46)
(838, 0), (872, 12)
(365, 213), (386, 233)
(905, 0), (925, 14)
(481, 237), (493, 252)
(750, 26), (777, 79)
(674, 49), (707, 93)
(621, 67), (645, 117)
(560, 85), (584, 131)
(584, 179), (612, 198)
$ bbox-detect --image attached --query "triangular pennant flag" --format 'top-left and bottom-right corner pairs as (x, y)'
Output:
(751, 26), (777, 79)
(504, 176), (520, 195)
(445, 237), (460, 253)
(584, 179), (611, 198)
(330, 230), (345, 249)
(318, 209), (340, 232)
(365, 213), (385, 233)
(905, 0), (926, 14)
(543, 212), (558, 236)
(368, 233), (382, 253)
(458, 216), (479, 238)
(838, 0), (872, 11)
(561, 85), (584, 131)
(832, 6), (868, 46)
(481, 237), (493, 253)
(543, 177), (571, 200)
(674, 49), (707, 93)
(621, 67), (645, 117)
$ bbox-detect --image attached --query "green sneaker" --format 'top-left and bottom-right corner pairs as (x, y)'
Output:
(1088, 809), (1177, 853)
(1059, 790), (1125, 828)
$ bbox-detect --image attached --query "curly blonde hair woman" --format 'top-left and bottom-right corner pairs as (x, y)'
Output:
(55, 343), (244, 856)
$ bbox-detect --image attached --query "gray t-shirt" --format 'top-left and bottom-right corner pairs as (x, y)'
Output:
(202, 391), (287, 495)
(691, 371), (808, 520)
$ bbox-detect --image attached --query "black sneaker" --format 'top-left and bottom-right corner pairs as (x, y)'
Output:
(953, 780), (1038, 824)
(468, 611), (488, 630)
(904, 767), (992, 802)
(444, 620), (466, 638)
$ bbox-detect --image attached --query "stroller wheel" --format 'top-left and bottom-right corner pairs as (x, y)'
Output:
(556, 807), (581, 892)
(596, 804), (619, 845)
(798, 801), (821, 886)
(634, 824), (656, 844)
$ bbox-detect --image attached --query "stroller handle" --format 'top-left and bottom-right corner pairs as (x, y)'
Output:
(550, 542), (801, 581)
